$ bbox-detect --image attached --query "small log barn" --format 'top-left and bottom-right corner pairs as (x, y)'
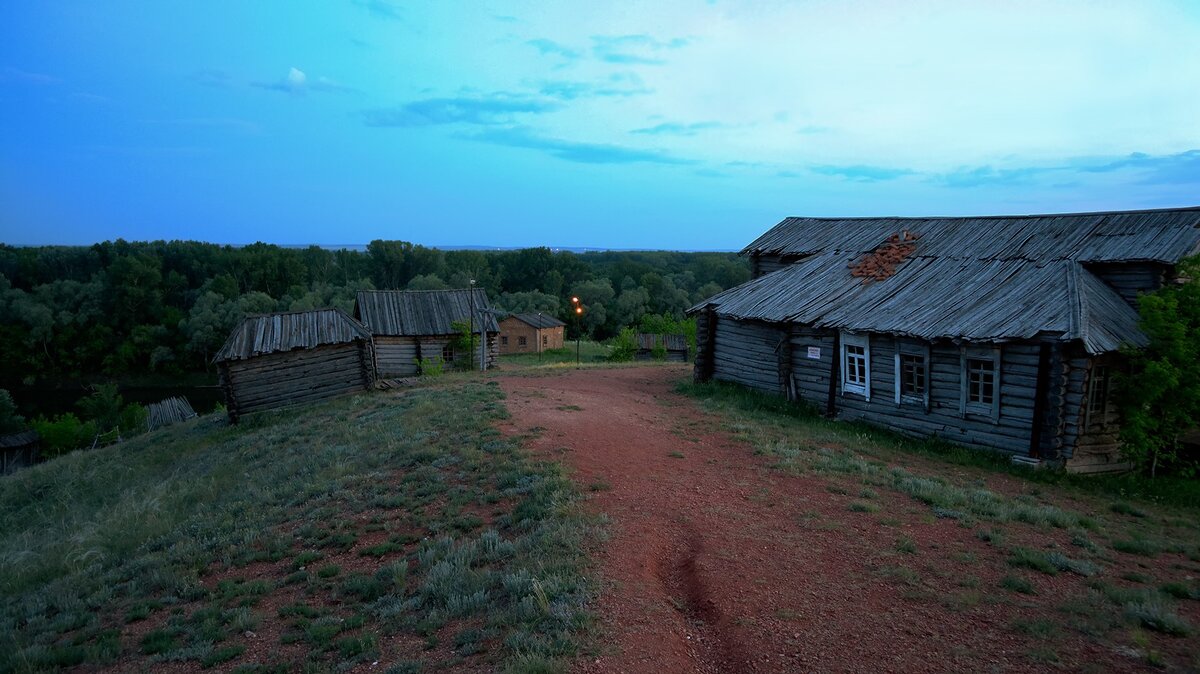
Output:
(635, 333), (690, 362)
(690, 207), (1200, 473)
(1, 430), (39, 475)
(214, 308), (375, 423)
(354, 289), (499, 377)
(498, 313), (566, 354)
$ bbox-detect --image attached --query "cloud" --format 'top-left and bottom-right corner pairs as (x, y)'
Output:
(0, 66), (58, 85)
(363, 95), (559, 127)
(591, 34), (688, 65)
(1074, 150), (1200, 185)
(933, 150), (1200, 189)
(527, 39), (581, 60)
(152, 117), (262, 134)
(354, 0), (402, 20)
(493, 14), (518, 23)
(811, 164), (916, 182)
(538, 74), (652, 100)
(631, 121), (724, 136)
(253, 67), (352, 95)
(936, 165), (1048, 188)
(465, 126), (696, 165)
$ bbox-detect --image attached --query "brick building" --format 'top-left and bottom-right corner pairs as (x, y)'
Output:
(498, 313), (566, 355)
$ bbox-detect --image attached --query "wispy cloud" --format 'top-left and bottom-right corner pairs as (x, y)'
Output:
(933, 149), (1200, 189)
(1074, 150), (1200, 185)
(538, 73), (651, 100)
(936, 165), (1047, 188)
(811, 164), (916, 182)
(591, 34), (688, 65)
(527, 38), (581, 60)
(151, 117), (262, 134)
(353, 0), (402, 20)
(0, 66), (59, 85)
(363, 95), (559, 127)
(631, 121), (725, 136)
(253, 67), (352, 95)
(466, 126), (695, 165)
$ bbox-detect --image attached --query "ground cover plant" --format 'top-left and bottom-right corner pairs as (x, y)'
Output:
(678, 380), (1200, 671)
(0, 382), (595, 673)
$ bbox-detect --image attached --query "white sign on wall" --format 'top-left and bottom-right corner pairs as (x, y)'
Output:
(807, 346), (821, 359)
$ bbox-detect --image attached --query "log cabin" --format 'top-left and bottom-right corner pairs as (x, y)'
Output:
(354, 289), (499, 377)
(214, 308), (375, 423)
(690, 207), (1200, 473)
(498, 313), (566, 355)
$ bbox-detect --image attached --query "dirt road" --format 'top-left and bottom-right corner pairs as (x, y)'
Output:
(497, 365), (1114, 674)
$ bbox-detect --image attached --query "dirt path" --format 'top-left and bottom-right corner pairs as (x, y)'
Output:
(496, 366), (1125, 674)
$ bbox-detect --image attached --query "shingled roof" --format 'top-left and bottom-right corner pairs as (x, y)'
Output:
(509, 312), (566, 329)
(696, 207), (1200, 354)
(354, 289), (499, 337)
(743, 206), (1200, 263)
(214, 308), (372, 363)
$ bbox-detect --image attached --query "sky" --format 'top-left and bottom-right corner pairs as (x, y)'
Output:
(1, 1), (1198, 250)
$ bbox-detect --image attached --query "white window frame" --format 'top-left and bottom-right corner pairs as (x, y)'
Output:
(840, 332), (870, 400)
(1085, 362), (1113, 428)
(894, 340), (931, 410)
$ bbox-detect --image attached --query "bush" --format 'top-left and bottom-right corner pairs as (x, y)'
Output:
(31, 413), (98, 457)
(0, 389), (26, 434)
(608, 328), (636, 362)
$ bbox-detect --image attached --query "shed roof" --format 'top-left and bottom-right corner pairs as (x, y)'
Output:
(693, 253), (1147, 354)
(508, 313), (566, 329)
(214, 308), (372, 363)
(743, 206), (1200, 264)
(354, 289), (499, 337)
(0, 430), (38, 449)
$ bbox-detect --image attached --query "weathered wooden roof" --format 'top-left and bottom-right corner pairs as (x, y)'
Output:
(509, 313), (566, 329)
(214, 308), (372, 363)
(694, 253), (1147, 354)
(743, 206), (1200, 263)
(0, 430), (38, 449)
(354, 289), (499, 337)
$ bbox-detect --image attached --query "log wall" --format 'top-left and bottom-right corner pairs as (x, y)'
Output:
(710, 317), (788, 394)
(220, 341), (374, 422)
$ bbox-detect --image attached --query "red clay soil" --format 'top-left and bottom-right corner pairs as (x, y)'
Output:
(496, 366), (1157, 674)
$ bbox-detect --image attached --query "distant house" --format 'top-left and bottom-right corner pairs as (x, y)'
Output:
(0, 430), (39, 474)
(635, 333), (690, 362)
(354, 289), (499, 377)
(498, 313), (566, 355)
(690, 207), (1200, 473)
(214, 308), (375, 423)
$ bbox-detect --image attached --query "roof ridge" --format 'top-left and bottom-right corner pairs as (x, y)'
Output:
(780, 205), (1200, 222)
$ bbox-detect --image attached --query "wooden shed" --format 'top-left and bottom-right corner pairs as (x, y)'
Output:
(498, 313), (566, 354)
(214, 308), (375, 423)
(354, 289), (500, 377)
(1, 430), (39, 475)
(635, 333), (690, 362)
(691, 207), (1200, 474)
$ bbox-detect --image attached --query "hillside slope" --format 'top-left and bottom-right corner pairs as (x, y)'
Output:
(0, 383), (594, 673)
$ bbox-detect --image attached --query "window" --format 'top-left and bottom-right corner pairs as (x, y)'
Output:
(542, 334), (548, 346)
(960, 347), (1001, 420)
(1086, 364), (1111, 427)
(501, 336), (508, 346)
(966, 359), (994, 404)
(442, 344), (454, 362)
(840, 332), (870, 399)
(518, 336), (527, 347)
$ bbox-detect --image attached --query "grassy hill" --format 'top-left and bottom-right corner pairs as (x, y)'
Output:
(0, 382), (595, 673)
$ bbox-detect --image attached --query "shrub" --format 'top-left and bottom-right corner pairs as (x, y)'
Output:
(1125, 597), (1192, 635)
(31, 413), (98, 457)
(608, 328), (636, 362)
(0, 389), (26, 434)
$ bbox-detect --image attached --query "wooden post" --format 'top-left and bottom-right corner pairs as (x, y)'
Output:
(1028, 342), (1052, 458)
(825, 331), (840, 417)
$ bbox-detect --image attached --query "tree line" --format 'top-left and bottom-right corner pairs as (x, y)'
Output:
(0, 240), (749, 385)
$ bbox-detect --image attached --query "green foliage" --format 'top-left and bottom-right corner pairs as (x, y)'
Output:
(1117, 255), (1200, 477)
(415, 357), (445, 377)
(608, 328), (637, 362)
(77, 383), (124, 431)
(31, 413), (97, 457)
(449, 320), (478, 371)
(0, 389), (26, 434)
(638, 313), (698, 353)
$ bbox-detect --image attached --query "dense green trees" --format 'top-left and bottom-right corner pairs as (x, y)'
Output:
(0, 240), (749, 386)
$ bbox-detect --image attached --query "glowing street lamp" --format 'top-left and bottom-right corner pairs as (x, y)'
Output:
(571, 296), (584, 364)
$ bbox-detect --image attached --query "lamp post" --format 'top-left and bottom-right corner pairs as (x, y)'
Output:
(468, 279), (476, 372)
(536, 311), (543, 364)
(571, 296), (584, 365)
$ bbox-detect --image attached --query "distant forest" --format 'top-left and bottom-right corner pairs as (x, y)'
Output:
(0, 240), (750, 385)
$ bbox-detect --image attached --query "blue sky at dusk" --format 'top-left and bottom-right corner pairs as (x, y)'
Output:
(1, 1), (1198, 250)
